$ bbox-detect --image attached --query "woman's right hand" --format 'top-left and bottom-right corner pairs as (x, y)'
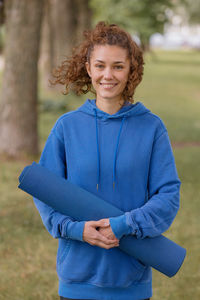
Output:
(83, 220), (119, 249)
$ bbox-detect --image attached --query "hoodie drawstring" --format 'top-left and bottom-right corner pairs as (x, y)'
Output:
(113, 116), (125, 189)
(94, 109), (100, 190)
(94, 108), (126, 190)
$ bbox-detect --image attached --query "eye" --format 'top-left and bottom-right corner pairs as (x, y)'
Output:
(95, 64), (104, 69)
(114, 65), (123, 70)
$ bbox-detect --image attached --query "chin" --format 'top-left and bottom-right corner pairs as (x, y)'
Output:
(99, 91), (121, 99)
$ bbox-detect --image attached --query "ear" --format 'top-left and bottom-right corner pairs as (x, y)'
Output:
(85, 62), (91, 77)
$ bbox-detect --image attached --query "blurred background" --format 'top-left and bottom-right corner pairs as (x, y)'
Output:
(0, 0), (199, 299)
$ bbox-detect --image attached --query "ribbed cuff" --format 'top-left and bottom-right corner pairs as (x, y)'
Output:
(65, 220), (86, 241)
(109, 214), (132, 240)
(125, 212), (139, 237)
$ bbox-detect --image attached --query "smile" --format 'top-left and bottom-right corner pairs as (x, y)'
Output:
(100, 83), (118, 88)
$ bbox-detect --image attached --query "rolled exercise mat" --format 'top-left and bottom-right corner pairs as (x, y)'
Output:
(18, 162), (186, 277)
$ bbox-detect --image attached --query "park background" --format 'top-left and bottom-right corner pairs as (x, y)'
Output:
(0, 0), (200, 299)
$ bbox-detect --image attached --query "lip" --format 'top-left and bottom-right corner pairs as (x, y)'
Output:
(100, 83), (118, 89)
(100, 83), (118, 85)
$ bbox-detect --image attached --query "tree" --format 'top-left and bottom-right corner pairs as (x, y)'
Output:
(0, 0), (5, 25)
(0, 0), (44, 158)
(47, 0), (78, 67)
(75, 0), (92, 43)
(182, 0), (200, 24)
(39, 0), (92, 89)
(91, 0), (175, 51)
(39, 0), (78, 90)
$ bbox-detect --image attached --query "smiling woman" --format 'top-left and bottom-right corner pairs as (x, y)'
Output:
(34, 21), (181, 300)
(51, 21), (144, 107)
(85, 45), (131, 114)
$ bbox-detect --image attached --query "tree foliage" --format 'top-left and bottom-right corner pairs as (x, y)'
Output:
(90, 0), (175, 50)
(183, 0), (200, 24)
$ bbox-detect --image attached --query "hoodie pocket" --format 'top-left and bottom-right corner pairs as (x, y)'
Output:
(57, 238), (71, 265)
(57, 240), (147, 287)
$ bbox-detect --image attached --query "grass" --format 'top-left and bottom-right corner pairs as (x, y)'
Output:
(153, 146), (200, 299)
(136, 49), (200, 142)
(0, 50), (200, 299)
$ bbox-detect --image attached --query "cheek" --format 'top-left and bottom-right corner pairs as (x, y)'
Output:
(90, 69), (100, 82)
(118, 68), (129, 82)
(91, 77), (98, 87)
(123, 71), (130, 85)
(90, 74), (99, 90)
(120, 74), (129, 87)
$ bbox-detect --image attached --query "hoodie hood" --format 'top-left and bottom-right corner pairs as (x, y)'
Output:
(77, 99), (150, 190)
(78, 99), (150, 119)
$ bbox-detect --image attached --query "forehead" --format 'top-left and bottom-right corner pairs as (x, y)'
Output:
(90, 44), (129, 62)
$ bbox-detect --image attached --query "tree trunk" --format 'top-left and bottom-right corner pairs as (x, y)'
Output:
(0, 0), (44, 158)
(39, 0), (79, 91)
(49, 0), (78, 67)
(39, 0), (53, 89)
(39, 0), (92, 80)
(75, 0), (92, 43)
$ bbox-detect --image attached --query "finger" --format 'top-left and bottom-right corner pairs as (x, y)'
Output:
(86, 233), (119, 247)
(107, 234), (119, 241)
(95, 232), (117, 245)
(99, 231), (118, 242)
(94, 219), (110, 228)
(97, 241), (119, 249)
(98, 227), (119, 241)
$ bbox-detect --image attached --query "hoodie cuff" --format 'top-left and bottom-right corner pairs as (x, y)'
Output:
(125, 212), (139, 238)
(109, 214), (132, 240)
(65, 220), (86, 241)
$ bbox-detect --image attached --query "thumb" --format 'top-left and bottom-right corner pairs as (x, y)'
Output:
(95, 219), (110, 228)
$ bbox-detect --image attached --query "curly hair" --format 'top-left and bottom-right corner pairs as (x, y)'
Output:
(51, 21), (144, 102)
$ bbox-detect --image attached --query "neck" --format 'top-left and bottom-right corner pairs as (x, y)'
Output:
(96, 97), (125, 115)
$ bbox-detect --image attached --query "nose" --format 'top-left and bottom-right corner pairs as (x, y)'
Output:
(103, 67), (113, 80)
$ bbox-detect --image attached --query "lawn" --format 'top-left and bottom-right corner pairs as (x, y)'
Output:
(0, 50), (200, 300)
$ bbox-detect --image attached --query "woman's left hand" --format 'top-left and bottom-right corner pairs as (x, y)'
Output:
(98, 218), (118, 241)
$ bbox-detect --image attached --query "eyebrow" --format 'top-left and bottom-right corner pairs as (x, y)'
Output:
(95, 60), (125, 64)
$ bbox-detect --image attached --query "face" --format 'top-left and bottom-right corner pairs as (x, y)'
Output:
(85, 45), (130, 103)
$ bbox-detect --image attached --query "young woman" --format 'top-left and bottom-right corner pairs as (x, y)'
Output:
(33, 22), (181, 300)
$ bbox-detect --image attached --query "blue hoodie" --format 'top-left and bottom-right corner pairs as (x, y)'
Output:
(33, 99), (180, 300)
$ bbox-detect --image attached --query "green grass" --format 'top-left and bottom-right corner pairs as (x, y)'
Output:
(0, 50), (200, 299)
(153, 146), (200, 299)
(136, 50), (200, 142)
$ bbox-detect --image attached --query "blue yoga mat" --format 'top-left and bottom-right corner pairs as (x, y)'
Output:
(18, 162), (186, 277)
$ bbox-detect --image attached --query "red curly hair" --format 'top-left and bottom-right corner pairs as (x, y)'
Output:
(51, 21), (144, 102)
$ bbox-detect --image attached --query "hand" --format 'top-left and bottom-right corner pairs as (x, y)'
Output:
(83, 219), (119, 249)
(98, 218), (118, 241)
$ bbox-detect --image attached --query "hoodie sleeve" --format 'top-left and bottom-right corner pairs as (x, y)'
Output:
(33, 123), (85, 242)
(110, 128), (181, 240)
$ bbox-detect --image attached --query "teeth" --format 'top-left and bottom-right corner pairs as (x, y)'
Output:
(100, 83), (116, 87)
